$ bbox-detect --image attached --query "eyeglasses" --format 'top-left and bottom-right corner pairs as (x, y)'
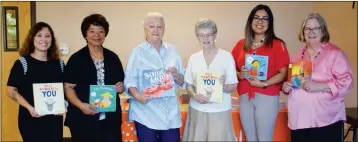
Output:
(304, 27), (321, 33)
(253, 17), (269, 23)
(198, 33), (214, 39)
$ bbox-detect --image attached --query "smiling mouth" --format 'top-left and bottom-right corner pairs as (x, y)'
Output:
(255, 25), (264, 29)
(39, 43), (49, 46)
(308, 36), (316, 39)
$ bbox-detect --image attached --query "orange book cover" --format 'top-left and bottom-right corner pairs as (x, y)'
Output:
(287, 61), (312, 89)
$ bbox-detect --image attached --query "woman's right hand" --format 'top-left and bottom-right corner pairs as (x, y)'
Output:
(79, 103), (98, 115)
(134, 94), (151, 104)
(239, 66), (249, 80)
(192, 93), (209, 104)
(27, 106), (42, 118)
(282, 81), (292, 94)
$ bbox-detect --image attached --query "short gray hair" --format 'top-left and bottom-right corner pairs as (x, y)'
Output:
(195, 18), (217, 36)
(142, 12), (165, 27)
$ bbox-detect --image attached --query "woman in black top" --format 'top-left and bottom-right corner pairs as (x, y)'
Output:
(7, 22), (65, 142)
(64, 13), (125, 142)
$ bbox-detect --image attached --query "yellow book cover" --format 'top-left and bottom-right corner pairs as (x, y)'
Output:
(196, 72), (223, 103)
(288, 61), (312, 89)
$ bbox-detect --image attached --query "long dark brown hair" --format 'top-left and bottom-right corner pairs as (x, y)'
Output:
(19, 22), (60, 60)
(243, 4), (285, 51)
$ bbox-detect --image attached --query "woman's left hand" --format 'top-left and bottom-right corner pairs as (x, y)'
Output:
(168, 67), (180, 81)
(115, 82), (124, 94)
(248, 78), (265, 88)
(302, 81), (325, 92)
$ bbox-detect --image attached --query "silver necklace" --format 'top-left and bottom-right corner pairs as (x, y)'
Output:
(204, 48), (218, 69)
(90, 48), (104, 62)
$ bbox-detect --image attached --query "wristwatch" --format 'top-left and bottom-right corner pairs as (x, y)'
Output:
(263, 81), (268, 89)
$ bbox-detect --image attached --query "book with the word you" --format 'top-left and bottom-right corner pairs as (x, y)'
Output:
(288, 61), (312, 89)
(33, 83), (66, 115)
(89, 85), (116, 112)
(141, 68), (174, 98)
(245, 54), (269, 80)
(196, 72), (223, 103)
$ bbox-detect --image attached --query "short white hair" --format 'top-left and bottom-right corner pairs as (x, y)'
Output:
(142, 12), (165, 27)
(195, 18), (217, 36)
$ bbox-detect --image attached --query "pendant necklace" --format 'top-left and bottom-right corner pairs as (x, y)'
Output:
(252, 39), (264, 55)
(205, 48), (218, 69)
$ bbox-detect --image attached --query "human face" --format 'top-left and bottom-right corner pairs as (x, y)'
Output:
(144, 17), (165, 43)
(86, 24), (106, 47)
(251, 9), (269, 35)
(197, 28), (216, 49)
(304, 18), (322, 44)
(33, 27), (52, 52)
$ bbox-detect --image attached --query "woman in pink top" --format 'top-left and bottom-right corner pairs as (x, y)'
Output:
(282, 13), (354, 142)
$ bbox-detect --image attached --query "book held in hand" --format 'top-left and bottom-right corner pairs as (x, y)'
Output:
(89, 85), (116, 112)
(142, 68), (174, 98)
(33, 83), (66, 115)
(196, 72), (223, 103)
(245, 54), (269, 80)
(287, 61), (312, 89)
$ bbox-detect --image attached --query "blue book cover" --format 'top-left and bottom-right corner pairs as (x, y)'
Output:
(89, 85), (116, 112)
(245, 54), (269, 80)
(142, 68), (174, 97)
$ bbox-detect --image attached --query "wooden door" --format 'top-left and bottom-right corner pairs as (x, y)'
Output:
(1, 2), (32, 141)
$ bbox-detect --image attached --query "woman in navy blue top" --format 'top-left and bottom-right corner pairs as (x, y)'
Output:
(7, 22), (65, 142)
(63, 13), (125, 142)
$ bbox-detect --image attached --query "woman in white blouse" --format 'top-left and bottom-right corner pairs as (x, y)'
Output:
(182, 18), (238, 141)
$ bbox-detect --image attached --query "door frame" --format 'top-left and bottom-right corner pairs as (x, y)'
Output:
(30, 2), (36, 26)
(0, 2), (36, 141)
(0, 4), (3, 140)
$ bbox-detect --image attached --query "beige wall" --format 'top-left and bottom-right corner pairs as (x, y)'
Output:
(36, 1), (357, 108)
(36, 2), (313, 137)
(36, 2), (311, 65)
(35, 1), (357, 137)
(313, 2), (357, 108)
(36, 1), (312, 104)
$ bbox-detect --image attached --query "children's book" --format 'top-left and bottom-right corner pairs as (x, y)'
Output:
(245, 54), (269, 80)
(287, 61), (312, 89)
(142, 68), (174, 97)
(89, 85), (116, 112)
(196, 72), (223, 103)
(33, 83), (65, 115)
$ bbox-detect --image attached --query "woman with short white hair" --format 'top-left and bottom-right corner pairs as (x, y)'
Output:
(124, 12), (185, 142)
(183, 18), (238, 141)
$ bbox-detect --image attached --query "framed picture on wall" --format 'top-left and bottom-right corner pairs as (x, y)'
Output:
(2, 6), (19, 51)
